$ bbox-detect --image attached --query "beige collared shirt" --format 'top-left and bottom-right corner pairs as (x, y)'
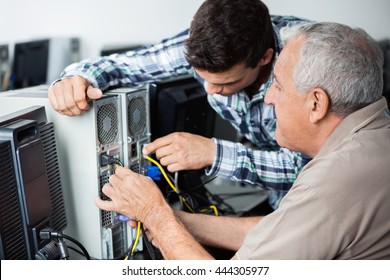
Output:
(236, 98), (390, 259)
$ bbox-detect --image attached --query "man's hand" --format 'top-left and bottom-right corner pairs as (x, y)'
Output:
(142, 132), (216, 172)
(96, 166), (215, 260)
(48, 75), (103, 116)
(94, 166), (169, 225)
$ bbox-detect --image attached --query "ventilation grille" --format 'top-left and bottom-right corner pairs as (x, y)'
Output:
(128, 96), (146, 136)
(110, 223), (126, 259)
(99, 171), (113, 227)
(130, 163), (140, 174)
(0, 141), (28, 260)
(97, 103), (118, 145)
(39, 123), (67, 231)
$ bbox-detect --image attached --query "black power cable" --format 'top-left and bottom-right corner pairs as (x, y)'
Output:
(40, 230), (91, 260)
(141, 225), (156, 260)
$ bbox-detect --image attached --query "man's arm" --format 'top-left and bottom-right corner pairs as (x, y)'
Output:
(94, 166), (262, 259)
(139, 209), (261, 258)
(95, 166), (214, 259)
(142, 132), (215, 172)
(208, 139), (310, 191)
(49, 30), (193, 116)
(142, 131), (310, 201)
(174, 210), (261, 252)
(141, 205), (215, 260)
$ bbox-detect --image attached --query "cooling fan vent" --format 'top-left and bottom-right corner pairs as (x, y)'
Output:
(97, 103), (118, 145)
(128, 96), (146, 136)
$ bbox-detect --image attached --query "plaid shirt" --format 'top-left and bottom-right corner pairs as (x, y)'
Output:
(60, 15), (311, 209)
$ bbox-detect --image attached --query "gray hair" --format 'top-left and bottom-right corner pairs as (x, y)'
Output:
(281, 22), (384, 116)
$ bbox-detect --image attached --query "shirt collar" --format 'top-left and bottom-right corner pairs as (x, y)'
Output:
(317, 98), (389, 157)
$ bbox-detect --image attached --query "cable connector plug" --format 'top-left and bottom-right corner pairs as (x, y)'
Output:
(100, 153), (115, 166)
(40, 229), (61, 240)
(100, 153), (123, 167)
(146, 166), (162, 181)
(39, 229), (53, 240)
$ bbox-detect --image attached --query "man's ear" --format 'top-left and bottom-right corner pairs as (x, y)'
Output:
(308, 88), (330, 124)
(259, 48), (274, 66)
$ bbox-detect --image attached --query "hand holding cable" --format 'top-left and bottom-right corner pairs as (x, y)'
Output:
(95, 166), (168, 228)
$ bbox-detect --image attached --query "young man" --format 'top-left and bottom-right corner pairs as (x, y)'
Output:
(95, 22), (390, 259)
(48, 0), (311, 209)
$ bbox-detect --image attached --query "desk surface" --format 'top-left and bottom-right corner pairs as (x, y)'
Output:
(203, 176), (268, 215)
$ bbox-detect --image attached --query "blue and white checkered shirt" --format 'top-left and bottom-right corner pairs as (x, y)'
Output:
(60, 15), (312, 209)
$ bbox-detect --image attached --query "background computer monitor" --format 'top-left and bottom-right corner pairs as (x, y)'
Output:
(0, 44), (10, 91)
(11, 38), (80, 90)
(100, 44), (143, 56)
(12, 40), (49, 89)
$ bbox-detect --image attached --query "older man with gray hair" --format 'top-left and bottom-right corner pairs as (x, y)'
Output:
(95, 22), (390, 259)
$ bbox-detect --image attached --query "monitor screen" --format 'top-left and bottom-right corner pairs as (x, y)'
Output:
(0, 44), (10, 91)
(148, 75), (215, 141)
(12, 40), (49, 89)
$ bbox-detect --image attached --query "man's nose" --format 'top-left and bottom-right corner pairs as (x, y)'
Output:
(264, 84), (276, 104)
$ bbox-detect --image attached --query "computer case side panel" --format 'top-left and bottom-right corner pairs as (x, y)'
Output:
(0, 87), (111, 259)
(0, 85), (150, 259)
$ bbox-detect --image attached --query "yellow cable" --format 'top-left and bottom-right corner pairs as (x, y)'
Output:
(144, 156), (195, 213)
(145, 156), (177, 192)
(130, 221), (141, 256)
(200, 205), (219, 216)
(209, 205), (219, 216)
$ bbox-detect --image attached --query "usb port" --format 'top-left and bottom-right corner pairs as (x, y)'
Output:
(131, 143), (137, 158)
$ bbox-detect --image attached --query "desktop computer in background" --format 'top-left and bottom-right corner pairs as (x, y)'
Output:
(0, 85), (150, 259)
(11, 38), (80, 89)
(0, 44), (10, 91)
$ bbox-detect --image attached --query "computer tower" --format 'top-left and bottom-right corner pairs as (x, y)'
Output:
(0, 85), (150, 259)
(0, 106), (67, 260)
(106, 87), (151, 170)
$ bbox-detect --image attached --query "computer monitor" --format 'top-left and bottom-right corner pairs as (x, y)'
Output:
(11, 38), (80, 89)
(12, 40), (49, 89)
(100, 44), (143, 56)
(148, 75), (216, 141)
(1, 44), (11, 91)
(148, 75), (216, 209)
(0, 106), (67, 259)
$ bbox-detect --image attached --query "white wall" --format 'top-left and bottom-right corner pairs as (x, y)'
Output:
(1, 0), (389, 60)
(0, 0), (204, 59)
(264, 0), (390, 40)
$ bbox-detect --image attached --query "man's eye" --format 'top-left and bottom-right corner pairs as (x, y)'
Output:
(272, 78), (281, 90)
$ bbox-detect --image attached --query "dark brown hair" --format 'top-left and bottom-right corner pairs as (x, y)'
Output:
(185, 0), (275, 72)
